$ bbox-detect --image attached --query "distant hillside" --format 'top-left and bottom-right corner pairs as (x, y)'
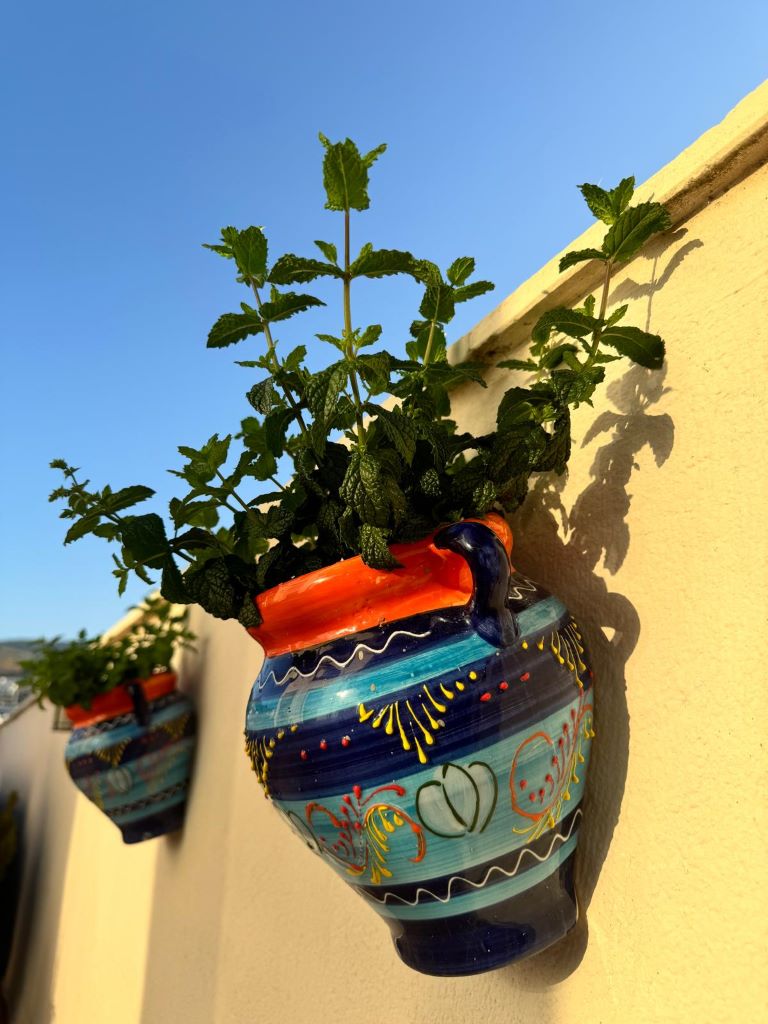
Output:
(0, 640), (38, 675)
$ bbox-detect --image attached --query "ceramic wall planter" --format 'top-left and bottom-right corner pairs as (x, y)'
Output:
(65, 673), (196, 844)
(244, 515), (593, 976)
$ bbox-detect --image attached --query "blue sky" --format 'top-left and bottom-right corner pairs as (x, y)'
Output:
(1, 1), (765, 639)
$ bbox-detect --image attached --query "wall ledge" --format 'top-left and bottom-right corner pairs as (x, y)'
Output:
(451, 80), (768, 365)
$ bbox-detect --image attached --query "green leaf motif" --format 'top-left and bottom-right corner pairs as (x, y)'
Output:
(600, 325), (665, 368)
(602, 202), (670, 263)
(318, 133), (386, 212)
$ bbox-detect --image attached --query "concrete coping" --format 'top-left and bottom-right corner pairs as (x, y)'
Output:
(449, 80), (768, 366)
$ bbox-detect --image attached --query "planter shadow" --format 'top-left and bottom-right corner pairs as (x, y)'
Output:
(501, 361), (675, 988)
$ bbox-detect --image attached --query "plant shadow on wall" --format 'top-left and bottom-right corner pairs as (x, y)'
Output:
(503, 361), (675, 989)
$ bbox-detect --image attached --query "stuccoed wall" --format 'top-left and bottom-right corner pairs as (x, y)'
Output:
(2, 83), (766, 1023)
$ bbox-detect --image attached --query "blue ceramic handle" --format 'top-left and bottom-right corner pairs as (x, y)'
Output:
(434, 521), (518, 647)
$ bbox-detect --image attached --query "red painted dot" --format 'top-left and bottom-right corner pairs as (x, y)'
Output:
(499, 681), (509, 691)
(300, 750), (308, 761)
(353, 821), (362, 831)
(342, 794), (351, 804)
(558, 738), (564, 748)
(529, 793), (536, 802)
(539, 788), (545, 798)
(562, 725), (569, 735)
(341, 735), (351, 747)
(520, 672), (530, 682)
(552, 756), (559, 766)
(353, 784), (362, 800)
(519, 779), (528, 790)
(319, 739), (328, 751)
(546, 774), (554, 784)
(571, 709), (576, 720)
(480, 692), (492, 702)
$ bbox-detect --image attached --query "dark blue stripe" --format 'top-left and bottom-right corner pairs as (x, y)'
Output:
(248, 639), (592, 800)
(67, 716), (195, 778)
(387, 851), (577, 976)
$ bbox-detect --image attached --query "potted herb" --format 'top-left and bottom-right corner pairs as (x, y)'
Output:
(50, 137), (668, 971)
(21, 599), (197, 844)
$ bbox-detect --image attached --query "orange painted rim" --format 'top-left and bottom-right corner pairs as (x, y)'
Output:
(248, 514), (513, 657)
(65, 672), (177, 727)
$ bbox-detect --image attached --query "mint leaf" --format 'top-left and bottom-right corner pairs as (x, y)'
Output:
(121, 513), (171, 568)
(247, 379), (279, 415)
(497, 357), (537, 371)
(318, 134), (386, 212)
(453, 280), (494, 303)
(602, 202), (670, 262)
(350, 245), (415, 279)
(360, 524), (400, 569)
(207, 307), (264, 348)
(305, 363), (347, 429)
(269, 254), (342, 284)
(550, 366), (605, 406)
(559, 248), (606, 272)
(447, 257), (475, 286)
(260, 290), (325, 323)
(601, 325), (665, 368)
(314, 239), (338, 264)
(104, 485), (155, 515)
(375, 407), (417, 463)
(231, 226), (268, 284)
(532, 307), (597, 344)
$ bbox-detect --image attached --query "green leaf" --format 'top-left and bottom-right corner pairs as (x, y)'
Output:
(550, 366), (605, 406)
(268, 254), (343, 284)
(419, 283), (455, 324)
(540, 343), (580, 369)
(207, 307), (264, 348)
(231, 226), (268, 284)
(202, 226), (237, 259)
(446, 257), (475, 286)
(318, 133), (386, 212)
(356, 352), (391, 395)
(105, 485), (155, 515)
(375, 407), (417, 464)
(419, 468), (441, 497)
(453, 281), (494, 303)
(305, 363), (348, 429)
(602, 202), (670, 262)
(360, 524), (401, 570)
(340, 451), (388, 527)
(247, 379), (279, 415)
(350, 245), (415, 279)
(121, 513), (171, 568)
(610, 177), (636, 218)
(600, 325), (665, 368)
(314, 239), (338, 264)
(471, 479), (496, 513)
(532, 307), (597, 344)
(64, 512), (101, 544)
(579, 183), (615, 224)
(357, 325), (382, 349)
(260, 290), (325, 323)
(160, 558), (189, 604)
(283, 344), (307, 372)
(559, 248), (606, 272)
(535, 409), (572, 475)
(605, 304), (629, 327)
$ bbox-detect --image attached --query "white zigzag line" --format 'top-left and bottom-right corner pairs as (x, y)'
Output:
(507, 575), (538, 601)
(366, 808), (582, 907)
(258, 628), (432, 689)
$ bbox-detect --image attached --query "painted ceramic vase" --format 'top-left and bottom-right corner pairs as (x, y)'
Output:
(64, 673), (196, 844)
(245, 515), (594, 976)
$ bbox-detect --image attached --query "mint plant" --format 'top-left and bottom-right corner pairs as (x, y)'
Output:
(20, 598), (195, 708)
(50, 140), (669, 629)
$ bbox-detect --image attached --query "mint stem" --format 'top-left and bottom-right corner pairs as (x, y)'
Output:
(343, 208), (367, 444)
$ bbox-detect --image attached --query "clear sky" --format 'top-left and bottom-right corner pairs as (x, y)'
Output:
(1, 0), (765, 639)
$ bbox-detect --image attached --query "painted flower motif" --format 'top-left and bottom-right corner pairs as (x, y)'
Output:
(416, 761), (498, 838)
